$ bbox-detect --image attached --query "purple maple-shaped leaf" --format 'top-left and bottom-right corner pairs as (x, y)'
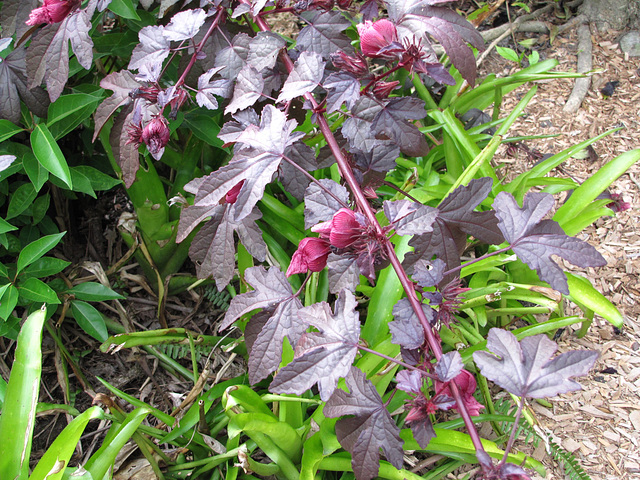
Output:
(0, 47), (49, 124)
(323, 72), (361, 113)
(473, 328), (598, 398)
(412, 258), (446, 288)
(225, 65), (264, 114)
(26, 10), (94, 102)
(297, 10), (355, 59)
(277, 51), (325, 103)
(0, 0), (39, 40)
(342, 96), (383, 153)
(324, 367), (404, 480)
(221, 266), (296, 331)
(270, 289), (360, 401)
(218, 109), (260, 145)
(389, 298), (430, 349)
(493, 191), (606, 294)
(353, 141), (399, 174)
(93, 70), (140, 141)
(327, 253), (360, 294)
(247, 32), (285, 72)
(278, 141), (318, 201)
(188, 204), (266, 290)
(196, 66), (226, 110)
(435, 351), (463, 382)
(404, 178), (504, 281)
(162, 8), (207, 42)
(130, 26), (171, 71)
(371, 97), (429, 157)
(303, 178), (350, 229)
(215, 33), (250, 80)
(383, 199), (437, 235)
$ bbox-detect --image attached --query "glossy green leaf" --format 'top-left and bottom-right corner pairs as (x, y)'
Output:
(18, 278), (61, 304)
(554, 149), (640, 227)
(183, 114), (225, 148)
(47, 93), (103, 140)
(31, 194), (51, 225)
(68, 282), (125, 301)
(7, 183), (37, 219)
(29, 406), (105, 480)
(108, 0), (141, 20)
(0, 285), (19, 320)
(30, 124), (73, 189)
(22, 257), (71, 279)
(0, 120), (24, 143)
(74, 166), (121, 191)
(70, 301), (108, 341)
(0, 306), (47, 480)
(0, 217), (17, 235)
(17, 232), (66, 274)
(566, 273), (623, 327)
(69, 168), (96, 198)
(84, 408), (150, 480)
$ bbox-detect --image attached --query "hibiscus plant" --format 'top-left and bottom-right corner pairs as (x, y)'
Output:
(0, 0), (638, 478)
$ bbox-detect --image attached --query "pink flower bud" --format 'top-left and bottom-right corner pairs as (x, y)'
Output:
(286, 238), (331, 276)
(434, 369), (484, 417)
(331, 51), (369, 77)
(141, 116), (170, 160)
(225, 181), (244, 204)
(357, 19), (399, 59)
(372, 80), (400, 99)
(26, 0), (78, 25)
(329, 208), (362, 248)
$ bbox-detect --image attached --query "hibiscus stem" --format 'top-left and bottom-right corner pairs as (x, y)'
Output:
(357, 345), (437, 381)
(500, 396), (525, 466)
(382, 180), (422, 203)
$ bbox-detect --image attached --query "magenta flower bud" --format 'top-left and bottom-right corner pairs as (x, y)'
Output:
(26, 0), (78, 25)
(357, 19), (399, 59)
(372, 80), (400, 99)
(331, 51), (369, 77)
(225, 181), (244, 204)
(286, 237), (331, 276)
(606, 193), (631, 213)
(329, 208), (362, 248)
(141, 116), (170, 160)
(434, 369), (484, 417)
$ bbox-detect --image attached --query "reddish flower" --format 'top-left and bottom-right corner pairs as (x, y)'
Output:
(434, 369), (484, 417)
(606, 193), (631, 213)
(225, 181), (245, 205)
(357, 19), (401, 59)
(130, 85), (161, 103)
(26, 0), (78, 25)
(372, 80), (400, 99)
(286, 237), (331, 276)
(141, 116), (170, 160)
(331, 51), (369, 77)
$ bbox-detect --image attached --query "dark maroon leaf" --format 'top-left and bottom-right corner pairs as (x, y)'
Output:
(352, 141), (399, 174)
(327, 253), (360, 293)
(435, 351), (463, 382)
(0, 47), (49, 123)
(269, 289), (360, 401)
(396, 369), (422, 393)
(130, 26), (171, 71)
(412, 258), (446, 288)
(277, 51), (325, 103)
(196, 66), (225, 110)
(389, 298), (430, 349)
(109, 106), (139, 188)
(297, 10), (355, 59)
(323, 72), (361, 113)
(93, 70), (140, 141)
(218, 109), (259, 145)
(342, 96), (383, 153)
(225, 65), (264, 114)
(383, 199), (437, 235)
(215, 33), (251, 80)
(279, 141), (317, 201)
(26, 10), (93, 101)
(247, 32), (285, 72)
(409, 415), (436, 449)
(493, 191), (606, 294)
(371, 97), (429, 157)
(188, 205), (266, 290)
(303, 178), (350, 229)
(324, 367), (404, 480)
(243, 308), (272, 356)
(162, 9), (206, 42)
(221, 266), (297, 331)
(473, 328), (598, 398)
(0, 0), (39, 39)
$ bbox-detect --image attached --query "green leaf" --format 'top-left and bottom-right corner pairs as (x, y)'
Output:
(29, 406), (105, 480)
(68, 282), (125, 301)
(22, 257), (71, 279)
(30, 124), (73, 189)
(84, 408), (150, 480)
(17, 232), (66, 274)
(18, 278), (61, 304)
(183, 114), (225, 148)
(69, 168), (96, 198)
(31, 194), (51, 224)
(70, 301), (108, 342)
(0, 217), (17, 234)
(22, 152), (50, 192)
(0, 285), (19, 320)
(496, 46), (520, 63)
(108, 0), (141, 20)
(74, 166), (121, 191)
(7, 183), (37, 219)
(0, 120), (24, 143)
(566, 273), (624, 327)
(47, 93), (103, 140)
(0, 306), (47, 480)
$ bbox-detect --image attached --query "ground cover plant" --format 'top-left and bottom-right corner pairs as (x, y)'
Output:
(0, 0), (639, 479)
